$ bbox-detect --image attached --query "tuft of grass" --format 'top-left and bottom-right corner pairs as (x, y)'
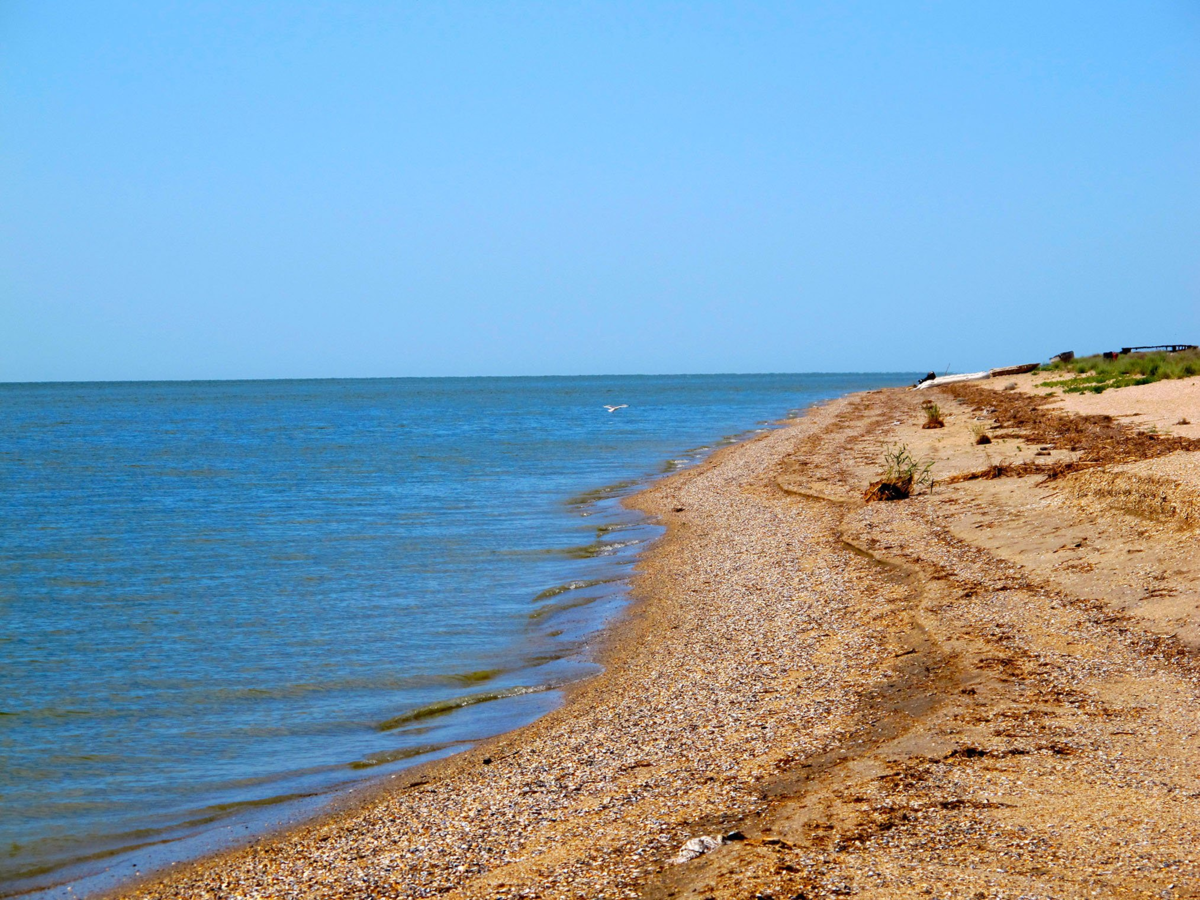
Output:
(1039, 349), (1200, 394)
(921, 401), (945, 429)
(970, 423), (992, 445)
(864, 444), (934, 501)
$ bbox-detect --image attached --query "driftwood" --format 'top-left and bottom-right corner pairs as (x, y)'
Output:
(916, 362), (1039, 390)
(864, 475), (913, 502)
(988, 363), (1039, 377)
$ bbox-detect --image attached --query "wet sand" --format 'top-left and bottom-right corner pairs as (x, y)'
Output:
(118, 381), (1200, 899)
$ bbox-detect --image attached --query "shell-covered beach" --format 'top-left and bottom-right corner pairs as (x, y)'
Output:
(117, 377), (1200, 899)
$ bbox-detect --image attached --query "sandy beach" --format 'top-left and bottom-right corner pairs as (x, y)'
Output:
(117, 377), (1200, 900)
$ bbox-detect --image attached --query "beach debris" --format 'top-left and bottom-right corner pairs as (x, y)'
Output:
(916, 363), (1038, 390)
(915, 370), (989, 390)
(672, 835), (724, 864)
(1054, 538), (1087, 552)
(989, 363), (1039, 378)
(864, 445), (934, 501)
(864, 478), (913, 501)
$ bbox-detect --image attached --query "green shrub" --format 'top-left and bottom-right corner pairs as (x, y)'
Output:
(1040, 349), (1200, 394)
(863, 444), (935, 501)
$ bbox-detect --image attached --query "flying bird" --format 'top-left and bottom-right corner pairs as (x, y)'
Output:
(603, 405), (628, 413)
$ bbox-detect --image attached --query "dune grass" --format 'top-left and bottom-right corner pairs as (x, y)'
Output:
(1040, 349), (1200, 394)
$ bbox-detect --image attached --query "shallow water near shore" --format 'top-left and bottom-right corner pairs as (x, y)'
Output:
(0, 373), (909, 896)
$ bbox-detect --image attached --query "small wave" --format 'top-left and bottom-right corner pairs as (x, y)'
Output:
(200, 791), (320, 816)
(46, 578), (104, 588)
(594, 522), (639, 538)
(0, 707), (112, 723)
(0, 786), (325, 886)
(527, 591), (609, 621)
(0, 834), (176, 886)
(348, 742), (457, 770)
(442, 669), (504, 686)
(181, 672), (475, 704)
(521, 644), (579, 666)
(531, 579), (615, 603)
(558, 538), (642, 560)
(565, 479), (639, 508)
(376, 685), (549, 732)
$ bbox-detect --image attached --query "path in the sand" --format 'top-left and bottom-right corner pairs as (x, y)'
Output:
(123, 387), (1200, 900)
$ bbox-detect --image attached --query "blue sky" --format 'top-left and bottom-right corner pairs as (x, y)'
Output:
(2, 2), (1197, 381)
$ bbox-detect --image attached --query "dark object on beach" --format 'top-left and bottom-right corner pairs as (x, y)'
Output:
(673, 507), (685, 512)
(482, 757), (492, 765)
(1052, 351), (1075, 363)
(864, 476), (913, 502)
(1120, 344), (1198, 355)
(976, 433), (992, 445)
(1103, 351), (1120, 360)
(1178, 418), (1191, 426)
(916, 371), (937, 386)
(989, 363), (1039, 377)
(724, 831), (747, 842)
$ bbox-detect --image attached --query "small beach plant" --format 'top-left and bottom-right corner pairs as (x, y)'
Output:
(970, 423), (992, 445)
(921, 401), (945, 429)
(864, 444), (934, 501)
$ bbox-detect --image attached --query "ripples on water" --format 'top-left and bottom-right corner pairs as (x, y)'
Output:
(0, 373), (909, 895)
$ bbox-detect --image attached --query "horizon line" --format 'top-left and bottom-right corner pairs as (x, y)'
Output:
(0, 370), (924, 387)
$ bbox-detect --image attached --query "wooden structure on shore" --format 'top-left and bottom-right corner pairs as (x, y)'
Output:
(1120, 344), (1198, 354)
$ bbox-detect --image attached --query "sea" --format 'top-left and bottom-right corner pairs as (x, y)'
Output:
(0, 373), (910, 897)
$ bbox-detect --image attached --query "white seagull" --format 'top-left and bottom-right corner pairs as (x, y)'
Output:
(603, 404), (628, 413)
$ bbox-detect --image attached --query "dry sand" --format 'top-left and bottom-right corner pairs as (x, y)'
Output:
(116, 379), (1200, 900)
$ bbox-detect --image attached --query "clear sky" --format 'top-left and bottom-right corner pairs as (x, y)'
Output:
(3, 2), (1197, 381)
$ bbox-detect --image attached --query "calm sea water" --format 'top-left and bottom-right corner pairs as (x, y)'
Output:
(0, 374), (908, 895)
